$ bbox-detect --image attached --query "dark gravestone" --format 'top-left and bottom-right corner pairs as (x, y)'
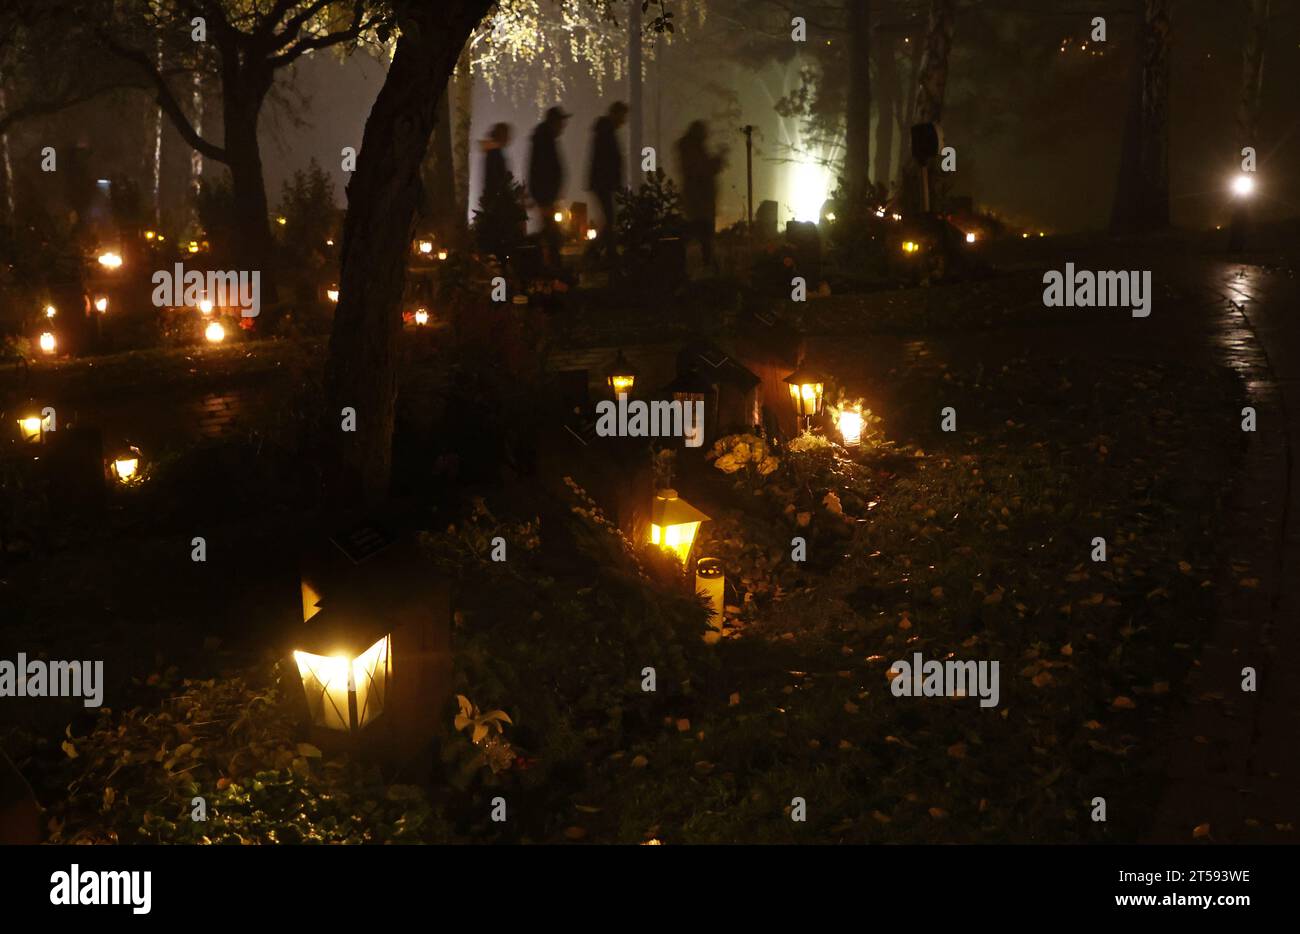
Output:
(784, 221), (821, 282)
(754, 200), (779, 241)
(44, 425), (105, 517)
(0, 749), (39, 844)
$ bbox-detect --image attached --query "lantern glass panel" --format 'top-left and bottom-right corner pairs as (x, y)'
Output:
(651, 520), (701, 564)
(294, 634), (389, 732)
(113, 457), (139, 481)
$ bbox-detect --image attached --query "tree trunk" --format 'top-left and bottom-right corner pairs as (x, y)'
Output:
(151, 36), (163, 228)
(628, 0), (643, 187)
(190, 70), (204, 230)
(223, 76), (277, 303)
(1110, 1), (1144, 232)
(453, 43), (473, 229)
(844, 0), (873, 199)
(1236, 0), (1268, 155)
(325, 0), (494, 506)
(435, 87), (457, 234)
(874, 28), (899, 188)
(904, 0), (956, 214)
(1136, 0), (1171, 230)
(0, 84), (14, 223)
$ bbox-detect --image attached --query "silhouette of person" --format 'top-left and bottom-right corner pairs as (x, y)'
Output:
(677, 121), (725, 268)
(587, 101), (628, 266)
(482, 122), (513, 201)
(528, 106), (570, 265)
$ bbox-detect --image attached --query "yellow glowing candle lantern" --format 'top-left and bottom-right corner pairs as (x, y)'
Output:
(294, 634), (391, 734)
(414, 308), (429, 326)
(326, 286), (339, 303)
(17, 407), (53, 444)
(695, 557), (726, 629)
(276, 216), (287, 226)
(901, 240), (919, 254)
(187, 241), (200, 253)
(585, 227), (598, 241)
(418, 240), (433, 255)
(198, 297), (214, 315)
(294, 523), (453, 749)
(44, 304), (56, 319)
(205, 320), (226, 343)
(97, 251), (122, 269)
(605, 350), (638, 396)
(783, 361), (826, 427)
(437, 249), (449, 261)
(144, 230), (156, 241)
(94, 296), (108, 313)
(965, 232), (977, 244)
(38, 332), (57, 354)
(553, 211), (564, 223)
(650, 488), (710, 564)
(109, 445), (142, 483)
(838, 403), (863, 446)
(1232, 174), (1255, 198)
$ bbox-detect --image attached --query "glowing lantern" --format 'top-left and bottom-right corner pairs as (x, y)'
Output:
(695, 557), (725, 628)
(326, 286), (339, 303)
(294, 523), (453, 750)
(666, 368), (711, 449)
(413, 308), (429, 326)
(294, 635), (390, 734)
(605, 350), (638, 396)
(418, 240), (433, 255)
(1232, 174), (1255, 198)
(437, 249), (448, 261)
(838, 403), (863, 446)
(38, 332), (56, 354)
(585, 228), (598, 241)
(783, 361), (826, 428)
(97, 251), (122, 269)
(198, 298), (214, 315)
(16, 407), (53, 444)
(901, 240), (919, 254)
(144, 230), (156, 241)
(110, 446), (142, 483)
(94, 297), (108, 313)
(44, 304), (56, 319)
(965, 232), (976, 244)
(276, 216), (287, 226)
(875, 207), (886, 218)
(650, 488), (710, 564)
(187, 241), (200, 254)
(553, 211), (564, 223)
(205, 321), (226, 343)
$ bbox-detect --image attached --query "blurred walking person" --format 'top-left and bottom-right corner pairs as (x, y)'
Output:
(481, 122), (513, 200)
(587, 101), (628, 266)
(528, 105), (570, 266)
(677, 120), (725, 270)
(476, 122), (526, 265)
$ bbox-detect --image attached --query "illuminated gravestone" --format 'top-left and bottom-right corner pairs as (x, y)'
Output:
(293, 521), (451, 759)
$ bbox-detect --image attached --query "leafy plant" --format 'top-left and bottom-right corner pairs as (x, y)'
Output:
(615, 169), (684, 259)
